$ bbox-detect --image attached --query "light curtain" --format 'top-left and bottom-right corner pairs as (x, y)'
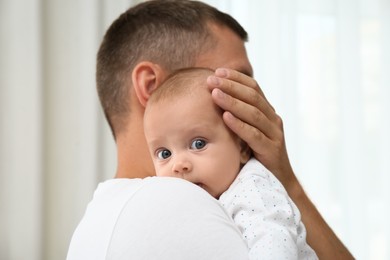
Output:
(213, 0), (389, 259)
(0, 0), (389, 259)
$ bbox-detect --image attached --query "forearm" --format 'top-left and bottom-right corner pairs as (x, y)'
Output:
(288, 177), (354, 259)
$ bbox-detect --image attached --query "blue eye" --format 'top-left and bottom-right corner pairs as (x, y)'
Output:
(157, 149), (171, 159)
(191, 139), (207, 150)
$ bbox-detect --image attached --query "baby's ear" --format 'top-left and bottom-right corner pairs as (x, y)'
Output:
(239, 141), (252, 164)
(132, 61), (166, 107)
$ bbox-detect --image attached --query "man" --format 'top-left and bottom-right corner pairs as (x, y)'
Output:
(67, 1), (354, 259)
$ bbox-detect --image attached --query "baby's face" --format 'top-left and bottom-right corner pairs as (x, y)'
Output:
(144, 87), (245, 198)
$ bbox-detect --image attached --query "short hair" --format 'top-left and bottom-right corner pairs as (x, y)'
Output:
(96, 0), (248, 139)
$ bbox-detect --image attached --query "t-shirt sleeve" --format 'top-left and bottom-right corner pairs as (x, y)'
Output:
(106, 177), (249, 260)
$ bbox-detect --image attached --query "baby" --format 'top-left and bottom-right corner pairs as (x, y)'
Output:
(144, 68), (317, 259)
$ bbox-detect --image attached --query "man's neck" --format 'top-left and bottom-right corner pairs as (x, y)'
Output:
(115, 115), (155, 179)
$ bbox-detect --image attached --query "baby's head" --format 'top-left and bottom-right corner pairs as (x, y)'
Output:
(144, 68), (250, 198)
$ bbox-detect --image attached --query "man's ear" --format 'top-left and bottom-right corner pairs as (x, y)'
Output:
(132, 61), (166, 107)
(239, 141), (252, 164)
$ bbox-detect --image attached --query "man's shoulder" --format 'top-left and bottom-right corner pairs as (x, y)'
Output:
(76, 176), (219, 230)
(105, 177), (249, 260)
(67, 177), (217, 260)
(68, 177), (249, 260)
(94, 176), (207, 200)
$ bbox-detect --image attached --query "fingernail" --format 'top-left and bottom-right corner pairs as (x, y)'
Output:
(224, 111), (234, 120)
(214, 88), (225, 99)
(209, 76), (221, 86)
(215, 68), (228, 78)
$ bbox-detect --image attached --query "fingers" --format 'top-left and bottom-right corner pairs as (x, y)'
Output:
(207, 67), (281, 142)
(222, 111), (271, 151)
(222, 111), (286, 174)
(207, 68), (276, 121)
(215, 68), (261, 93)
(223, 109), (292, 186)
(211, 88), (280, 140)
(213, 68), (273, 107)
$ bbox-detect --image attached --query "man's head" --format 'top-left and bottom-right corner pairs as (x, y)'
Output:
(144, 68), (251, 198)
(96, 0), (250, 139)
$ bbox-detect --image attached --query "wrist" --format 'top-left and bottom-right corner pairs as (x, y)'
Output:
(281, 168), (306, 203)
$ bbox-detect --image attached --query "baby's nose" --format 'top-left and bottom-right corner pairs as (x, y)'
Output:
(172, 159), (193, 174)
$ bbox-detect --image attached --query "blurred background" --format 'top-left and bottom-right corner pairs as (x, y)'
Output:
(1, 0), (389, 259)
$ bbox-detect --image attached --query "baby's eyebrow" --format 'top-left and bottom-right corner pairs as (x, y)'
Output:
(188, 124), (214, 134)
(146, 139), (164, 151)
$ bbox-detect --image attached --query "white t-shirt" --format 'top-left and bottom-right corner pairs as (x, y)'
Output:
(67, 177), (249, 260)
(220, 158), (318, 259)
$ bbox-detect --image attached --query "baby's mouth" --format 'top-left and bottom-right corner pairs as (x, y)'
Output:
(195, 182), (204, 189)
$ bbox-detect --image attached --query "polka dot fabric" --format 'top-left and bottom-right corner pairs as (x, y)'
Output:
(219, 158), (318, 260)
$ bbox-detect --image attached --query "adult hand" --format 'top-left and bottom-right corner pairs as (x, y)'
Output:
(206, 68), (297, 190)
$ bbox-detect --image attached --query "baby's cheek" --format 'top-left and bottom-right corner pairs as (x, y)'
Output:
(154, 165), (166, 177)
(157, 166), (177, 178)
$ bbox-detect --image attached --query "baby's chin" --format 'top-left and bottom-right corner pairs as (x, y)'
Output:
(194, 182), (204, 190)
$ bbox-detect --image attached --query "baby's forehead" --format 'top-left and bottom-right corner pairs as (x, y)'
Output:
(159, 81), (211, 105)
(151, 68), (214, 104)
(167, 68), (213, 91)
